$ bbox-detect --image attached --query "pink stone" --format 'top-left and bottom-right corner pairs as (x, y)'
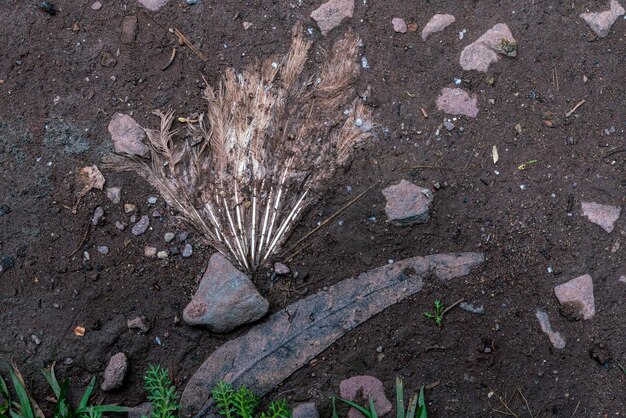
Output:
(460, 23), (517, 72)
(108, 113), (148, 156)
(436, 87), (479, 118)
(339, 376), (392, 418)
(581, 201), (621, 233)
(137, 0), (169, 11)
(382, 180), (433, 226)
(535, 309), (565, 349)
(421, 14), (456, 40)
(580, 0), (625, 38)
(392, 17), (407, 33)
(554, 274), (595, 320)
(310, 0), (355, 36)
(101, 352), (128, 391)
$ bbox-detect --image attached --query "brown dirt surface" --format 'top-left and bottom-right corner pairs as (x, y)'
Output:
(0, 0), (624, 417)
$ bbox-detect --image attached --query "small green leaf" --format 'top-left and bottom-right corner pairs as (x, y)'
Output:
(368, 396), (378, 418)
(79, 377), (96, 409)
(395, 377), (404, 418)
(9, 366), (33, 418)
(334, 397), (373, 418)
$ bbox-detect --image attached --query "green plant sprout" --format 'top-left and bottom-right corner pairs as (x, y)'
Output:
(211, 381), (290, 418)
(144, 365), (180, 418)
(424, 300), (445, 327)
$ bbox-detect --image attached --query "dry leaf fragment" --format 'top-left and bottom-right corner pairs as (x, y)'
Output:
(492, 145), (499, 164)
(73, 326), (86, 336)
(72, 165), (106, 213)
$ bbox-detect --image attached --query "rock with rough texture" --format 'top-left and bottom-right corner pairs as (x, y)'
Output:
(554, 274), (595, 320)
(100, 51), (117, 68)
(535, 309), (565, 349)
(180, 252), (484, 416)
(132, 215), (150, 236)
(137, 0), (169, 11)
(91, 1), (102, 10)
(106, 187), (121, 204)
(274, 262), (290, 275)
(128, 402), (153, 418)
(421, 14), (456, 40)
(144, 246), (157, 257)
(293, 402), (320, 418)
(120, 16), (138, 45)
(182, 243), (193, 258)
(581, 201), (621, 233)
(310, 0), (355, 36)
(460, 23), (517, 72)
(183, 253), (269, 332)
(619, 275), (626, 283)
(127, 316), (150, 333)
(382, 180), (433, 226)
(340, 376), (392, 418)
(436, 87), (479, 118)
(101, 352), (128, 391)
(392, 17), (407, 33)
(580, 0), (625, 38)
(108, 113), (148, 156)
(92, 206), (105, 226)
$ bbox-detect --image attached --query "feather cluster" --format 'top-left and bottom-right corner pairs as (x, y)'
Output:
(105, 24), (373, 273)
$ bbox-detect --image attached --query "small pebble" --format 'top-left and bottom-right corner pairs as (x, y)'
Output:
(186, 0), (200, 4)
(164, 232), (175, 243)
(157, 251), (168, 259)
(92, 206), (105, 226)
(274, 262), (290, 275)
(97, 245), (110, 255)
(91, 1), (102, 10)
(148, 196), (158, 204)
(83, 251), (91, 261)
(132, 215), (150, 236)
(31, 335), (41, 345)
(152, 209), (162, 218)
(376, 346), (383, 353)
(178, 231), (189, 241)
(106, 187), (121, 204)
(144, 246), (157, 257)
(361, 57), (369, 69)
(124, 203), (137, 213)
(53, 303), (60, 309)
(484, 347), (492, 353)
(115, 221), (127, 231)
(130, 214), (138, 223)
(182, 243), (193, 258)
(443, 120), (455, 131)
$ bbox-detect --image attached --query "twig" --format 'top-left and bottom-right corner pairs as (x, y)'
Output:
(602, 146), (626, 159)
(517, 387), (533, 417)
(171, 28), (208, 62)
(411, 164), (457, 171)
(488, 387), (519, 418)
(571, 400), (580, 416)
(565, 99), (585, 117)
(441, 298), (464, 317)
(420, 108), (428, 118)
(68, 223), (91, 257)
(425, 380), (440, 390)
(283, 185), (374, 256)
(161, 47), (177, 70)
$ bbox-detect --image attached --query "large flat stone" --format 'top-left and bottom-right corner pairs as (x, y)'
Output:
(554, 274), (595, 320)
(580, 0), (625, 38)
(382, 180), (433, 226)
(180, 252), (484, 416)
(581, 201), (621, 233)
(459, 23), (517, 72)
(310, 0), (355, 36)
(422, 14), (456, 40)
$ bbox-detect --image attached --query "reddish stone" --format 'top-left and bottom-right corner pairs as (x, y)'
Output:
(554, 274), (595, 320)
(460, 23), (517, 72)
(310, 0), (355, 36)
(581, 201), (621, 233)
(580, 0), (625, 38)
(436, 87), (479, 118)
(382, 180), (433, 226)
(421, 14), (456, 40)
(108, 113), (148, 156)
(101, 352), (128, 391)
(339, 376), (392, 418)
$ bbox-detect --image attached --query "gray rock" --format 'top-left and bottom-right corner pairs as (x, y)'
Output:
(183, 253), (269, 333)
(164, 232), (175, 243)
(460, 23), (517, 72)
(382, 180), (433, 226)
(115, 221), (127, 231)
(97, 245), (110, 255)
(436, 87), (479, 118)
(460, 302), (485, 315)
(422, 14), (456, 40)
(127, 316), (150, 333)
(310, 0), (354, 36)
(124, 203), (137, 213)
(106, 187), (121, 204)
(132, 215), (150, 236)
(580, 0), (625, 38)
(392, 17), (407, 33)
(581, 201), (621, 233)
(339, 376), (392, 418)
(120, 16), (138, 45)
(293, 402), (320, 418)
(178, 231), (189, 241)
(91, 1), (102, 10)
(101, 352), (128, 391)
(144, 246), (158, 257)
(535, 309), (565, 349)
(182, 243), (193, 258)
(99, 51), (117, 68)
(137, 0), (169, 11)
(128, 402), (153, 418)
(108, 113), (147, 156)
(92, 206), (105, 226)
(554, 274), (595, 320)
(274, 262), (290, 275)
(157, 251), (168, 259)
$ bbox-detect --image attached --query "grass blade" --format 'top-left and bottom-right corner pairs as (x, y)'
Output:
(41, 364), (61, 399)
(396, 377), (404, 418)
(334, 397), (373, 418)
(75, 405), (131, 414)
(9, 364), (33, 418)
(417, 385), (427, 418)
(369, 396), (379, 418)
(405, 394), (418, 418)
(332, 397), (339, 418)
(78, 377), (96, 409)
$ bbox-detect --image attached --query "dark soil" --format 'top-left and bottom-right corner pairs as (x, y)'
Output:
(1, 0), (624, 417)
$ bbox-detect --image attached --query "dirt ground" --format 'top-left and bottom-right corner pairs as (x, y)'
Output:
(0, 0), (625, 416)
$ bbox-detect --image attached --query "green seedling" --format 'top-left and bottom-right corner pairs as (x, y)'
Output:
(211, 381), (290, 418)
(332, 396), (378, 418)
(517, 159), (538, 171)
(144, 365), (179, 418)
(423, 300), (445, 327)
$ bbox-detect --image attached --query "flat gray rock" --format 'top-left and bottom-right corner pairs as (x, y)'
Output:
(183, 253), (269, 333)
(580, 0), (625, 38)
(108, 113), (148, 156)
(382, 180), (433, 226)
(535, 309), (565, 349)
(581, 201), (621, 233)
(554, 274), (595, 320)
(310, 0), (355, 35)
(180, 252), (484, 417)
(460, 23), (517, 72)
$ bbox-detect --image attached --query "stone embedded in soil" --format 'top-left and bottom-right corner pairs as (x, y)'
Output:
(124, 203), (137, 213)
(436, 87), (479, 118)
(243, 22), (253, 30)
(137, 0), (169, 11)
(460, 301), (485, 314)
(392, 17), (407, 33)
(144, 246), (158, 257)
(293, 402), (319, 418)
(99, 51), (117, 68)
(340, 376), (392, 418)
(116, 221), (127, 231)
(97, 245), (109, 255)
(421, 14), (456, 40)
(128, 402), (153, 418)
(460, 23), (517, 72)
(180, 252), (484, 416)
(120, 16), (138, 45)
(91, 1), (102, 10)
(310, 0), (355, 36)
(157, 250), (168, 259)
(382, 180), (433, 226)
(580, 0), (625, 38)
(108, 113), (148, 156)
(182, 243), (193, 258)
(101, 352), (128, 391)
(92, 206), (105, 226)
(132, 215), (150, 236)
(164, 232), (175, 243)
(581, 201), (621, 233)
(183, 253), (269, 333)
(535, 309), (566, 349)
(554, 274), (595, 320)
(127, 316), (150, 333)
(274, 262), (290, 275)
(106, 187), (121, 204)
